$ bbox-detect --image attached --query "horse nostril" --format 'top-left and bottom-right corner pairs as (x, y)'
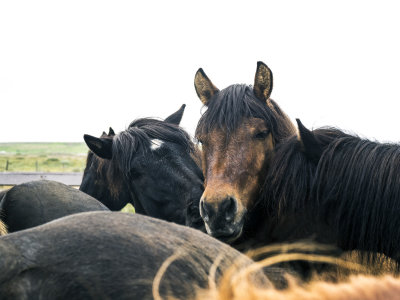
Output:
(221, 197), (237, 222)
(200, 200), (212, 222)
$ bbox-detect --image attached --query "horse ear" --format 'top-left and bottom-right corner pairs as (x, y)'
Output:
(194, 68), (219, 106)
(108, 127), (115, 136)
(83, 134), (113, 159)
(253, 61), (273, 102)
(165, 104), (186, 125)
(296, 119), (323, 164)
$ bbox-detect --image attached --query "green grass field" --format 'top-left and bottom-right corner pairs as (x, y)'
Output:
(0, 143), (88, 156)
(0, 142), (135, 213)
(0, 143), (88, 172)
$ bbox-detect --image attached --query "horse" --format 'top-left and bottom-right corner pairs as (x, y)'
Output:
(254, 119), (400, 265)
(83, 104), (205, 229)
(0, 180), (109, 233)
(305, 122), (400, 263)
(0, 211), (287, 299)
(193, 61), (296, 242)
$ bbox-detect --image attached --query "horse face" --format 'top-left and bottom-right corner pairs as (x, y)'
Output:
(197, 117), (274, 241)
(83, 105), (205, 227)
(126, 140), (204, 225)
(193, 61), (291, 242)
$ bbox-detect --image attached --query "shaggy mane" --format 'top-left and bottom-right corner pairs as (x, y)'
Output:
(261, 127), (349, 217)
(107, 118), (194, 190)
(195, 84), (295, 143)
(313, 136), (400, 260)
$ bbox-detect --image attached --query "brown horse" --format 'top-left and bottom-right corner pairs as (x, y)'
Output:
(194, 61), (295, 243)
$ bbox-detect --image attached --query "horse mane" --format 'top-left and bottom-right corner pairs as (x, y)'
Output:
(84, 150), (95, 171)
(108, 118), (195, 185)
(195, 84), (295, 143)
(82, 134), (122, 198)
(261, 127), (349, 218)
(312, 136), (400, 259)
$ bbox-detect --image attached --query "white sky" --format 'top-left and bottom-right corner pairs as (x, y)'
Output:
(1, 1), (400, 143)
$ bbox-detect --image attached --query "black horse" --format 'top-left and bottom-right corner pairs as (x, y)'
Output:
(305, 122), (400, 263)
(0, 180), (109, 232)
(82, 105), (205, 229)
(248, 119), (400, 265)
(0, 212), (285, 299)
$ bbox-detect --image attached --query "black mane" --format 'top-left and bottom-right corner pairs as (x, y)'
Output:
(313, 135), (400, 259)
(195, 84), (294, 142)
(257, 125), (400, 264)
(262, 127), (350, 217)
(111, 118), (194, 176)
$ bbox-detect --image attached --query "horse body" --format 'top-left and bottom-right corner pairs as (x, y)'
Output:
(0, 180), (109, 232)
(194, 62), (295, 242)
(82, 105), (205, 229)
(0, 212), (282, 299)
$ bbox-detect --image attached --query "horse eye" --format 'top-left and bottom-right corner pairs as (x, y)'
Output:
(254, 130), (270, 140)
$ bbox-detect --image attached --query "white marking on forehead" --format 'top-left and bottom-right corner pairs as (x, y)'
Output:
(150, 139), (164, 151)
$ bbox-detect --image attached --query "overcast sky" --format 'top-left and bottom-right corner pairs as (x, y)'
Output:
(1, 1), (400, 143)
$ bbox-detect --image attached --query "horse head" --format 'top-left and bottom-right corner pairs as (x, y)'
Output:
(194, 62), (296, 242)
(83, 105), (204, 227)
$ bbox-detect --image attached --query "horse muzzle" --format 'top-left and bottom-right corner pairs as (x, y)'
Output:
(200, 196), (245, 242)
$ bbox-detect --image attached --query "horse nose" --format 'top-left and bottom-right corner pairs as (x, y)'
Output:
(220, 197), (237, 222)
(200, 199), (215, 222)
(200, 197), (238, 224)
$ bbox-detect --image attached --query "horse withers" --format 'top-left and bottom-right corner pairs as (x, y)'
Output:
(194, 62), (296, 242)
(83, 105), (205, 229)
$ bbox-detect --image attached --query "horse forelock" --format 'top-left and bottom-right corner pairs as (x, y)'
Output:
(129, 118), (194, 152)
(195, 84), (294, 143)
(107, 118), (195, 186)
